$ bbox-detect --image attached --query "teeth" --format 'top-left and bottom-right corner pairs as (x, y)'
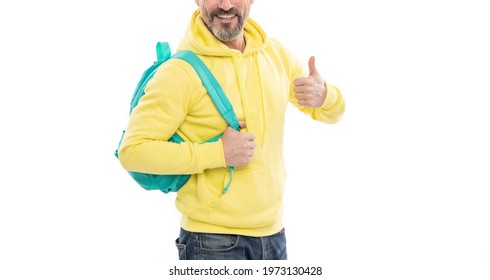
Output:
(217, 14), (235, 19)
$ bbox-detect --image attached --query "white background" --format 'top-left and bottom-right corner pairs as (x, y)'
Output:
(1, 0), (489, 279)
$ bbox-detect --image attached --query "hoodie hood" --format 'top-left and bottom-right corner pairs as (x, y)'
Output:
(178, 9), (268, 57)
(177, 9), (271, 147)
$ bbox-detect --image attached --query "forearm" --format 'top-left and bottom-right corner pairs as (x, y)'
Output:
(118, 138), (226, 175)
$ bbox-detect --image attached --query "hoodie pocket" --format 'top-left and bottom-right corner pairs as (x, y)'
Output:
(209, 161), (286, 228)
(194, 167), (230, 205)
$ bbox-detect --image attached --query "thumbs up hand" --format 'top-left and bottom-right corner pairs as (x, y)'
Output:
(293, 56), (327, 108)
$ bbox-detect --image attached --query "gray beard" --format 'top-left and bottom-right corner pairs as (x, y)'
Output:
(209, 21), (243, 42)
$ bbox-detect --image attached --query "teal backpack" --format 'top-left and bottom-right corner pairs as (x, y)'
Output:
(115, 42), (239, 194)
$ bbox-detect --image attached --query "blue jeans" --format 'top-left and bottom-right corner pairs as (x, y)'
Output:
(175, 228), (287, 260)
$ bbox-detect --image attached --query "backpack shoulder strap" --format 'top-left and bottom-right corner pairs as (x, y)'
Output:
(172, 50), (240, 131)
(172, 50), (239, 194)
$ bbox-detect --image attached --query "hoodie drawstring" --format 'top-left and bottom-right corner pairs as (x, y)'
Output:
(253, 53), (266, 147)
(231, 54), (266, 148)
(231, 54), (249, 126)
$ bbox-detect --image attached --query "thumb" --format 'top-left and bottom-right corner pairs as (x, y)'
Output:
(308, 56), (319, 76)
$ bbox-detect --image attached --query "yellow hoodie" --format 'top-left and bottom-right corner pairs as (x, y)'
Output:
(118, 10), (345, 237)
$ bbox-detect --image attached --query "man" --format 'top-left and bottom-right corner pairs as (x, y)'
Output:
(118, 0), (345, 260)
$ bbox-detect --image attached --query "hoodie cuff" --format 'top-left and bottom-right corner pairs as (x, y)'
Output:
(320, 82), (339, 109)
(197, 140), (227, 171)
